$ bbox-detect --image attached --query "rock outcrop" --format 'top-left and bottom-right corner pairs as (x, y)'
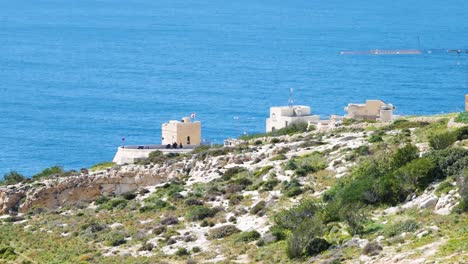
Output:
(0, 162), (190, 214)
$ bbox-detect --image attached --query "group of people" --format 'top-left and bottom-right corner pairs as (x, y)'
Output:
(166, 142), (183, 149)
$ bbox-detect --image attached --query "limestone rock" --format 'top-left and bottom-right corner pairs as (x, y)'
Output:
(418, 195), (438, 209)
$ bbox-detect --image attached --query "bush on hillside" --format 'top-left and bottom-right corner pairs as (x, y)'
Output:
(250, 201), (266, 216)
(339, 203), (368, 235)
(32, 166), (65, 180)
(235, 230), (261, 242)
(99, 198), (128, 211)
(1, 171), (26, 185)
(139, 198), (172, 213)
(425, 147), (468, 177)
(429, 131), (457, 150)
(89, 162), (116, 172)
(286, 217), (326, 259)
(325, 144), (444, 207)
(240, 122), (310, 140)
(394, 157), (437, 189)
(305, 238), (332, 257)
(105, 232), (126, 247)
(274, 199), (322, 230)
(0, 246), (17, 260)
(285, 152), (327, 176)
(281, 179), (303, 197)
(382, 219), (419, 237)
(261, 178), (280, 191)
(455, 172), (468, 213)
(186, 206), (218, 221)
(390, 144), (419, 169)
(454, 112), (468, 124)
(175, 247), (189, 256)
(368, 131), (384, 143)
(208, 225), (240, 239)
(223, 167), (248, 181)
(386, 119), (430, 130)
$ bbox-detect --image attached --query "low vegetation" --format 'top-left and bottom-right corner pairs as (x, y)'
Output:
(89, 162), (116, 172)
(0, 115), (467, 263)
(240, 122), (310, 140)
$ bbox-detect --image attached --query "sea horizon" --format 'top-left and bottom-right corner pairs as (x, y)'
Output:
(1, 0), (468, 177)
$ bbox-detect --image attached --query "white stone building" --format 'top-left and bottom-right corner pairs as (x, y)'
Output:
(266, 105), (320, 133)
(162, 117), (201, 146)
(344, 100), (395, 122)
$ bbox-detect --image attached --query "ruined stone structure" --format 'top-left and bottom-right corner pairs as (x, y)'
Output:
(344, 100), (395, 122)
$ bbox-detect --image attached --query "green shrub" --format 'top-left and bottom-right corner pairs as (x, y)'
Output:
(254, 166), (273, 177)
(2, 171), (26, 185)
(208, 225), (240, 239)
(228, 194), (244, 206)
(0, 246), (17, 260)
(100, 198), (128, 211)
(235, 230), (261, 242)
(429, 131), (457, 150)
(368, 131), (384, 143)
(271, 138), (281, 144)
(105, 232), (126, 246)
(286, 187), (303, 197)
(223, 167), (248, 180)
(240, 122), (309, 140)
(455, 172), (468, 213)
(339, 203), (368, 235)
(186, 206), (218, 221)
(254, 140), (263, 145)
(270, 226), (287, 241)
(275, 199), (322, 230)
(139, 198), (171, 213)
(394, 157), (437, 189)
(175, 247), (189, 256)
(250, 201), (266, 215)
(94, 196), (109, 205)
(282, 178), (302, 191)
(383, 219), (420, 237)
(192, 246), (201, 253)
(261, 179), (280, 191)
(454, 126), (468, 141)
(89, 162), (115, 172)
(32, 166), (64, 180)
(325, 144), (448, 207)
(435, 180), (455, 196)
(390, 144), (419, 169)
(354, 145), (371, 156)
(270, 154), (287, 161)
(454, 112), (468, 124)
(286, 217), (326, 259)
(192, 145), (212, 154)
(285, 152), (327, 176)
(425, 148), (468, 177)
(305, 238), (331, 257)
(387, 119), (429, 130)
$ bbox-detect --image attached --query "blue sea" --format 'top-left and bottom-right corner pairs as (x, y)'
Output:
(1, 0), (468, 177)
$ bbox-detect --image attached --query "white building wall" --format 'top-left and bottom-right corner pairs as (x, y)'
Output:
(266, 105), (320, 132)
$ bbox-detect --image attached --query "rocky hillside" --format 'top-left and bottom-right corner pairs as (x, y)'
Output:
(0, 115), (467, 264)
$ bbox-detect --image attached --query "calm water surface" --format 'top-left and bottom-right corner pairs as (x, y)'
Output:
(1, 0), (468, 176)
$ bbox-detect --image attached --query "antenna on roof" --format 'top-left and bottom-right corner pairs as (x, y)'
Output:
(288, 88), (294, 108)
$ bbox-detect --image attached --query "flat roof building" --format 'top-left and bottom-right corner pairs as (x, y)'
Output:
(266, 105), (320, 133)
(344, 100), (395, 122)
(162, 117), (201, 146)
